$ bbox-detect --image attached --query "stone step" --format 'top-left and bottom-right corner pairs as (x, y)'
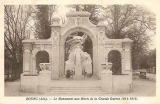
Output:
(49, 90), (103, 92)
(50, 87), (102, 90)
(45, 93), (108, 96)
(50, 89), (102, 91)
(47, 80), (105, 95)
(50, 87), (102, 92)
(47, 92), (107, 94)
(50, 80), (101, 87)
(45, 92), (107, 95)
(46, 86), (107, 95)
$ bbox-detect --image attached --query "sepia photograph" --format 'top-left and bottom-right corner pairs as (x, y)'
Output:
(1, 1), (159, 104)
(4, 4), (156, 96)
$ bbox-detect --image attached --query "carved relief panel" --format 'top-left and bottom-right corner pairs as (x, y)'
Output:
(74, 16), (83, 27)
(98, 31), (105, 50)
(52, 30), (59, 50)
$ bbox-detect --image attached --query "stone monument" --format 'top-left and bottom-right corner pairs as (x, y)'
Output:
(65, 34), (92, 79)
(21, 11), (133, 94)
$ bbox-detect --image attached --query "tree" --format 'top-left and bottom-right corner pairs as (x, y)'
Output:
(103, 4), (156, 70)
(34, 5), (57, 39)
(4, 5), (33, 80)
(138, 48), (156, 73)
(149, 49), (156, 68)
(67, 5), (101, 25)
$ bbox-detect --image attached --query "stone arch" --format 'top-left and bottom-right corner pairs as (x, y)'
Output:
(59, 26), (98, 76)
(108, 50), (122, 75)
(35, 51), (50, 73)
(60, 26), (97, 46)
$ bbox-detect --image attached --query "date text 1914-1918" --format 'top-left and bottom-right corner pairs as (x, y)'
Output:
(121, 97), (138, 100)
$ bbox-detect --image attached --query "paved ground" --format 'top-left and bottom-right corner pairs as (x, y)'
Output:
(133, 71), (156, 82)
(4, 77), (156, 96)
(146, 73), (156, 81)
(119, 79), (156, 96)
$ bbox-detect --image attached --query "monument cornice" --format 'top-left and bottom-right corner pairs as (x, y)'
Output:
(66, 11), (91, 17)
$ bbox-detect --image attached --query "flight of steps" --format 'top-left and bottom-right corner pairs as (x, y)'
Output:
(45, 80), (107, 96)
(46, 87), (107, 95)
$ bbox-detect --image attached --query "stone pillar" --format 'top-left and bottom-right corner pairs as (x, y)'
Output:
(105, 50), (110, 64)
(97, 17), (106, 79)
(121, 50), (125, 74)
(51, 31), (60, 79)
(125, 48), (132, 74)
(32, 56), (36, 74)
(49, 57), (52, 72)
(51, 17), (61, 80)
(60, 44), (65, 76)
(123, 39), (132, 74)
(30, 55), (33, 74)
(23, 43), (32, 74)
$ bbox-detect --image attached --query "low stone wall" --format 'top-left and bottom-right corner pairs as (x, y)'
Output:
(20, 73), (51, 94)
(101, 72), (133, 94)
(112, 74), (132, 94)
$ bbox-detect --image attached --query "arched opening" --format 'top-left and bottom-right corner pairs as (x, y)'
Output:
(64, 31), (93, 76)
(108, 50), (122, 75)
(36, 51), (49, 73)
(59, 27), (98, 78)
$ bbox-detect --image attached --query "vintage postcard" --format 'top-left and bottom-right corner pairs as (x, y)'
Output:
(0, 0), (159, 104)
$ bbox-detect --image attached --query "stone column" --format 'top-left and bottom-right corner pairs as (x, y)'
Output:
(23, 43), (32, 74)
(97, 18), (106, 79)
(51, 18), (61, 79)
(92, 44), (97, 77)
(125, 48), (132, 74)
(121, 50), (125, 74)
(59, 44), (65, 76)
(49, 57), (52, 71)
(51, 31), (60, 80)
(105, 50), (110, 64)
(123, 40), (132, 74)
(32, 56), (36, 74)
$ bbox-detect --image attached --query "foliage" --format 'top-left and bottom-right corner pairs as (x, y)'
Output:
(139, 49), (156, 69)
(103, 4), (156, 70)
(4, 5), (33, 80)
(34, 5), (57, 39)
(67, 5), (101, 25)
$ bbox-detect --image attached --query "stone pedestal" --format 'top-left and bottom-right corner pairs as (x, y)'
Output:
(20, 71), (51, 94)
(20, 73), (39, 93)
(101, 70), (113, 93)
(39, 70), (51, 94)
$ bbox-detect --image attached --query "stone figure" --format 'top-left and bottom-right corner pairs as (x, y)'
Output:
(65, 33), (92, 77)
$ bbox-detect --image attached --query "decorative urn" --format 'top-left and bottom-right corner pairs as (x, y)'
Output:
(39, 63), (50, 71)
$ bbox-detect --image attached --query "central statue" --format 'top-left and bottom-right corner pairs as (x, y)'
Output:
(65, 33), (92, 78)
